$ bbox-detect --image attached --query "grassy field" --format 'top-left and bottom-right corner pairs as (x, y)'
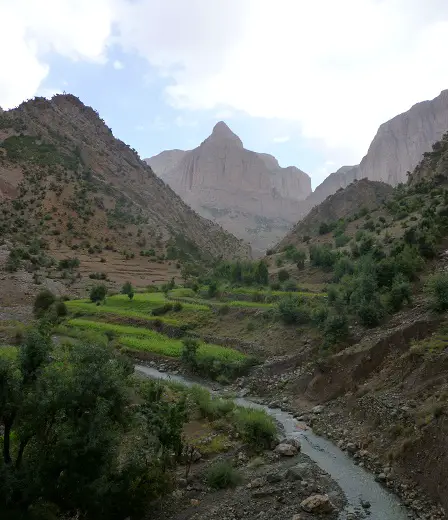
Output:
(227, 287), (326, 298)
(0, 345), (18, 360)
(63, 318), (247, 362)
(66, 300), (186, 324)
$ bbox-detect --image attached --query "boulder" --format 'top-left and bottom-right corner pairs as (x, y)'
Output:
(286, 463), (314, 481)
(300, 494), (335, 514)
(311, 405), (325, 414)
(274, 443), (298, 457)
(280, 437), (301, 451)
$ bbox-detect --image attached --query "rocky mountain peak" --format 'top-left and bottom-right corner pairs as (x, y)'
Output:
(146, 122), (311, 253)
(206, 121), (243, 148)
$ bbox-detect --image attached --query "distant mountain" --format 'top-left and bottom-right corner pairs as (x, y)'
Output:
(146, 122), (311, 254)
(305, 89), (448, 211)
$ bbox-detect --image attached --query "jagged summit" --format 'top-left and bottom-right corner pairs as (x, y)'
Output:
(206, 121), (243, 148)
(146, 122), (311, 253)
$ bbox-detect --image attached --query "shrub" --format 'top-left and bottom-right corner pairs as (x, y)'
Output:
(181, 338), (199, 368)
(426, 272), (448, 312)
(58, 257), (80, 270)
(323, 312), (348, 345)
(89, 272), (107, 280)
(335, 234), (350, 248)
(206, 460), (242, 489)
(33, 290), (56, 317)
(152, 303), (173, 316)
(333, 256), (354, 282)
(208, 281), (219, 298)
(173, 301), (183, 312)
(90, 284), (107, 303)
(386, 275), (412, 312)
(121, 281), (135, 300)
(309, 244), (338, 270)
(277, 295), (305, 325)
(233, 408), (277, 450)
(277, 269), (290, 282)
(357, 300), (385, 327)
(217, 304), (230, 315)
(283, 280), (298, 292)
(54, 301), (68, 317)
(311, 305), (329, 327)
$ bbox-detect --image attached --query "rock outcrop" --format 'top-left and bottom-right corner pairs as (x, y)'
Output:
(305, 89), (448, 212)
(146, 122), (311, 254)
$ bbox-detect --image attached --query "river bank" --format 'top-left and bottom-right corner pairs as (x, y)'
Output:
(135, 364), (413, 520)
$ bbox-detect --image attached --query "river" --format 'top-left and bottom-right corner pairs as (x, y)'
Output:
(135, 364), (411, 520)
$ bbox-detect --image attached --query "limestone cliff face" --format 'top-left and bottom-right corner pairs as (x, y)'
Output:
(146, 149), (188, 177)
(146, 122), (311, 253)
(305, 89), (448, 213)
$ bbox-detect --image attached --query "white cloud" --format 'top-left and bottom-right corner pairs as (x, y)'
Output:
(2, 0), (448, 179)
(110, 0), (448, 165)
(273, 136), (290, 144)
(174, 115), (198, 128)
(113, 60), (124, 70)
(0, 0), (114, 109)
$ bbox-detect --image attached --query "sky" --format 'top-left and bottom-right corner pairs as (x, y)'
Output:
(1, 0), (448, 188)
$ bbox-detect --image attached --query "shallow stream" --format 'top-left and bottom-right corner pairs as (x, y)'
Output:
(135, 364), (411, 520)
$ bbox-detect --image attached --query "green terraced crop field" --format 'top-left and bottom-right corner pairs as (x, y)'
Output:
(66, 300), (185, 324)
(0, 345), (18, 360)
(64, 318), (247, 362)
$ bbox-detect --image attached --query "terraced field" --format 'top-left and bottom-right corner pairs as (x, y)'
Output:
(62, 318), (247, 362)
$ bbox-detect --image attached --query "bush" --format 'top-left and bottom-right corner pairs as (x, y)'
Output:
(357, 300), (385, 327)
(426, 273), (448, 312)
(323, 313), (348, 345)
(206, 460), (242, 489)
(58, 257), (80, 270)
(90, 284), (107, 303)
(208, 281), (219, 298)
(33, 290), (56, 318)
(54, 301), (68, 317)
(173, 301), (183, 312)
(309, 244), (338, 270)
(277, 295), (309, 325)
(387, 275), (412, 312)
(121, 281), (134, 300)
(233, 408), (277, 450)
(152, 303), (173, 316)
(181, 338), (199, 368)
(277, 269), (290, 282)
(335, 234), (350, 248)
(333, 257), (354, 282)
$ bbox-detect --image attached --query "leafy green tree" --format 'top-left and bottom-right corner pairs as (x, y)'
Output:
(254, 260), (269, 285)
(0, 334), (187, 519)
(387, 274), (412, 312)
(90, 283), (107, 303)
(181, 338), (199, 369)
(121, 281), (134, 300)
(277, 268), (290, 282)
(426, 272), (448, 312)
(33, 289), (56, 317)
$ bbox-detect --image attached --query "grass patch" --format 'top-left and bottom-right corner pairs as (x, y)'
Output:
(66, 300), (185, 326)
(64, 319), (248, 363)
(206, 460), (242, 489)
(0, 345), (19, 360)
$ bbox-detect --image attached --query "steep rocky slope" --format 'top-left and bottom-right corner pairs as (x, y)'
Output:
(146, 122), (311, 253)
(276, 179), (393, 249)
(0, 95), (250, 301)
(305, 89), (448, 211)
